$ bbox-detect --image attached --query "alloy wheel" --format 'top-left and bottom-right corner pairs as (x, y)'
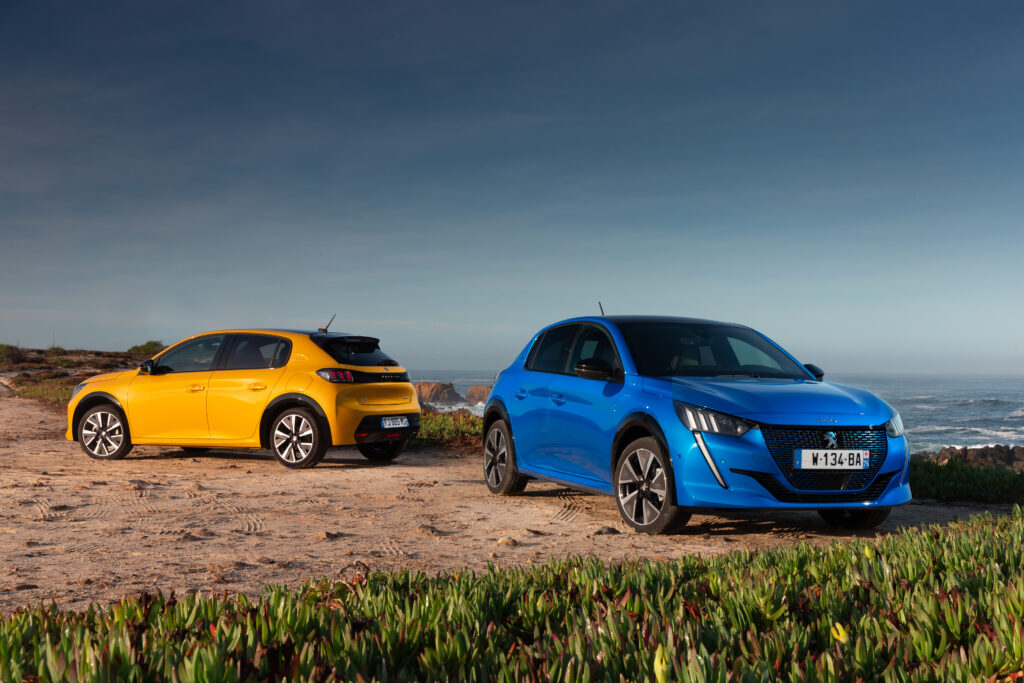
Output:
(617, 447), (668, 526)
(483, 426), (507, 488)
(273, 413), (314, 463)
(81, 410), (125, 457)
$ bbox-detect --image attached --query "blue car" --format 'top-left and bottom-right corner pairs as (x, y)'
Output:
(483, 316), (910, 534)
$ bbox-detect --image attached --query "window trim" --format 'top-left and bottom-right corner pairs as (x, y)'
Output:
(151, 334), (229, 375)
(525, 323), (582, 376)
(217, 334), (293, 372)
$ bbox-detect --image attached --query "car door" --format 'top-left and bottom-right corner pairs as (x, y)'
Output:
(544, 324), (625, 487)
(127, 334), (227, 442)
(505, 324), (580, 471)
(206, 334), (291, 442)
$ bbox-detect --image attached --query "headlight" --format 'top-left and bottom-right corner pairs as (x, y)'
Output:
(886, 413), (905, 438)
(70, 383), (86, 399)
(675, 402), (756, 437)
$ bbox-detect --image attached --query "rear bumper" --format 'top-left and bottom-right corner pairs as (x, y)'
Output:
(351, 413), (420, 445)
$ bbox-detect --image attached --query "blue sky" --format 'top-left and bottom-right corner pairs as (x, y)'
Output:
(1, 2), (1022, 373)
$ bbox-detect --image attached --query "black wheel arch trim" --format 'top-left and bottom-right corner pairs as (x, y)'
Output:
(611, 412), (671, 474)
(72, 392), (128, 440)
(483, 399), (513, 448)
(261, 393), (333, 448)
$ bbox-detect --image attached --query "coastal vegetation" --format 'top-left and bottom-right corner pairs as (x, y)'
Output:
(2, 507), (1023, 681)
(909, 456), (1024, 504)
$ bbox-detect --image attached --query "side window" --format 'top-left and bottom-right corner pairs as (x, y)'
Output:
(527, 325), (579, 374)
(155, 335), (226, 373)
(727, 337), (782, 371)
(223, 335), (291, 371)
(569, 325), (620, 372)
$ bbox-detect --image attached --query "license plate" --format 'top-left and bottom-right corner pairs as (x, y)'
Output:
(795, 449), (870, 470)
(381, 416), (409, 429)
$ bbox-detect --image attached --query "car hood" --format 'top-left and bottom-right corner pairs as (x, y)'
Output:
(641, 376), (895, 427)
(82, 370), (133, 385)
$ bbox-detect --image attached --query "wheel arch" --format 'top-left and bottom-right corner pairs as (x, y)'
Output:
(260, 394), (333, 448)
(483, 400), (511, 447)
(72, 392), (128, 440)
(611, 412), (670, 474)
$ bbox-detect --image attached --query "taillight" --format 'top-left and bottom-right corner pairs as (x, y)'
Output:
(317, 368), (354, 383)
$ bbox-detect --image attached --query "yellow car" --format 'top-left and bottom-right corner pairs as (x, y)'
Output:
(65, 328), (421, 468)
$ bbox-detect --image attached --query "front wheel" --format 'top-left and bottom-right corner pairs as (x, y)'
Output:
(614, 437), (690, 534)
(270, 409), (326, 469)
(483, 420), (527, 495)
(357, 439), (406, 462)
(818, 507), (891, 530)
(79, 405), (133, 460)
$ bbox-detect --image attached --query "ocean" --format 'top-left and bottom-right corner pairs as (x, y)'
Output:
(409, 370), (1024, 453)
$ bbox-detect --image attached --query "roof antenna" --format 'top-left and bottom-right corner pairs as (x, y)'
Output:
(318, 313), (336, 334)
(598, 301), (605, 316)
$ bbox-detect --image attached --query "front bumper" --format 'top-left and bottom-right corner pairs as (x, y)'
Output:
(668, 425), (911, 509)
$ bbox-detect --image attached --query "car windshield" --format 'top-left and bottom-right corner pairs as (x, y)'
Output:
(616, 321), (810, 379)
(321, 337), (399, 366)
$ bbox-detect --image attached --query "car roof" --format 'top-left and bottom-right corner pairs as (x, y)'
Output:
(185, 329), (379, 342)
(546, 315), (746, 329)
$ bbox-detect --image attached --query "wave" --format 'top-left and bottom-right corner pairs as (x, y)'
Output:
(1009, 409), (1024, 418)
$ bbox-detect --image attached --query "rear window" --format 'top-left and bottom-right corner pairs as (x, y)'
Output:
(321, 338), (399, 367)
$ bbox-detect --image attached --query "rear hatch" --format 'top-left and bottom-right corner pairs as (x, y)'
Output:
(313, 334), (415, 406)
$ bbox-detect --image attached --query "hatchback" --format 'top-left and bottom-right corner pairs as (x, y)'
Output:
(66, 329), (420, 467)
(483, 316), (910, 533)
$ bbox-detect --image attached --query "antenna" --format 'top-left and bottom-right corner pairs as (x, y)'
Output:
(318, 313), (336, 334)
(598, 301), (605, 316)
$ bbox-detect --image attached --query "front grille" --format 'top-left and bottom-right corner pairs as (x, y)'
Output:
(731, 469), (896, 504)
(760, 426), (888, 491)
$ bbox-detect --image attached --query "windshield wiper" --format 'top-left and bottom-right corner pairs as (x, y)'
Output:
(713, 372), (762, 378)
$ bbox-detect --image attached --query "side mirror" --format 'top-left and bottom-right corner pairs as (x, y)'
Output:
(138, 359), (155, 374)
(574, 358), (614, 381)
(803, 363), (825, 380)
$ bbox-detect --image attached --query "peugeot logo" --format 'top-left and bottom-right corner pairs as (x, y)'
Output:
(824, 431), (839, 449)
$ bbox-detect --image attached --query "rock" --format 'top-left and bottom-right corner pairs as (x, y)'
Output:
(592, 526), (621, 536)
(497, 537), (518, 547)
(414, 524), (442, 536)
(414, 382), (465, 406)
(912, 444), (1024, 472)
(465, 385), (492, 405)
(321, 531), (349, 540)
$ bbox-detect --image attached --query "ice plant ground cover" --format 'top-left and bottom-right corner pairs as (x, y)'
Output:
(2, 508), (1023, 681)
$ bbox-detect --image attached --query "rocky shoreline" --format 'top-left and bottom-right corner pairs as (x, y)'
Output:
(912, 445), (1024, 472)
(414, 381), (491, 408)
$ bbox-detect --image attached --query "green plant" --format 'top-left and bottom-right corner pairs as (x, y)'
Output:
(0, 343), (26, 365)
(411, 410), (482, 450)
(910, 456), (1024, 504)
(13, 378), (76, 406)
(2, 508), (1024, 681)
(128, 340), (165, 356)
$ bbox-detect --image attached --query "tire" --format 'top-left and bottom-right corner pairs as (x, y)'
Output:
(818, 507), (891, 530)
(269, 408), (326, 469)
(357, 439), (406, 462)
(78, 404), (133, 460)
(483, 419), (527, 495)
(614, 437), (690, 534)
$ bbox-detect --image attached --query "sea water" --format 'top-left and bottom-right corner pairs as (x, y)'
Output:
(410, 371), (1024, 453)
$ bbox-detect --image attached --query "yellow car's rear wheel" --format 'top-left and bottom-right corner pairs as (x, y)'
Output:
(357, 439), (406, 462)
(270, 408), (326, 468)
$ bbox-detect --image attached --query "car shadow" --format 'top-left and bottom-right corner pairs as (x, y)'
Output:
(128, 447), (439, 469)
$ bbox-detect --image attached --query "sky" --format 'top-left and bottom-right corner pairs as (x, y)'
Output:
(1, 1), (1022, 373)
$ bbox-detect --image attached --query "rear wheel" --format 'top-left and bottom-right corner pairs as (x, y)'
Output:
(357, 439), (406, 462)
(270, 408), (326, 469)
(483, 420), (527, 495)
(79, 405), (133, 460)
(614, 437), (690, 534)
(818, 507), (891, 530)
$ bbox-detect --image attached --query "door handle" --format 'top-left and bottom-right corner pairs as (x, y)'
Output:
(248, 383), (267, 391)
(551, 393), (566, 406)
(514, 389), (527, 400)
(186, 384), (205, 392)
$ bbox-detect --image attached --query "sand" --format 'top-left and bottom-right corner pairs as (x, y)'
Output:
(0, 395), (1007, 613)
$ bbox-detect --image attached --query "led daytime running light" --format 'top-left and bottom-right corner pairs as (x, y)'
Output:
(676, 402), (755, 437)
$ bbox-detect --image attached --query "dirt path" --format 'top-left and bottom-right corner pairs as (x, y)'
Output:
(0, 395), (1009, 613)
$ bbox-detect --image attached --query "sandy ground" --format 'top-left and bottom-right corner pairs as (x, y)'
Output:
(0, 393), (1011, 613)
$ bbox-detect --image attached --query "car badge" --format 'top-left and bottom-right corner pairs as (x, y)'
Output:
(824, 431), (838, 449)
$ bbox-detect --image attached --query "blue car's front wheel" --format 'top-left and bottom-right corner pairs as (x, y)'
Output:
(483, 420), (528, 496)
(614, 437), (690, 534)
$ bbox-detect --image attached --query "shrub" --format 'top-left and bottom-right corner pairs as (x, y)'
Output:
(910, 456), (1024, 504)
(2, 508), (1024, 680)
(412, 410), (482, 450)
(128, 340), (165, 356)
(13, 378), (76, 406)
(0, 344), (26, 365)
